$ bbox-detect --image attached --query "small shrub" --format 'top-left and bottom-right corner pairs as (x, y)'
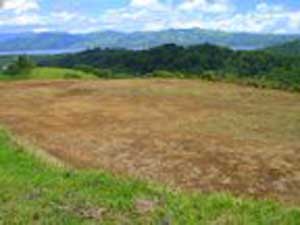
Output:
(151, 70), (175, 78)
(224, 74), (238, 82)
(4, 55), (36, 76)
(289, 84), (300, 92)
(95, 69), (113, 78)
(63, 73), (82, 79)
(74, 65), (113, 78)
(201, 71), (220, 81)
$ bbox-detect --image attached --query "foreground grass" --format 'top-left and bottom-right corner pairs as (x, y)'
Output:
(0, 130), (299, 225)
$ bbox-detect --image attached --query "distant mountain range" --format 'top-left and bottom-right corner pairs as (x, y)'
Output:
(0, 28), (300, 52)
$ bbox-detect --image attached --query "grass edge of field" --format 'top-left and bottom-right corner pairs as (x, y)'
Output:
(0, 67), (98, 81)
(1, 127), (300, 224)
(1, 66), (300, 94)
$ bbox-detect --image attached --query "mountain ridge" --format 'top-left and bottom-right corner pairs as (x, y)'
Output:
(0, 28), (300, 52)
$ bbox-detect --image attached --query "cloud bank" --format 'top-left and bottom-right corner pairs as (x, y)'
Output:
(0, 0), (300, 34)
(0, 0), (39, 13)
(99, 0), (300, 34)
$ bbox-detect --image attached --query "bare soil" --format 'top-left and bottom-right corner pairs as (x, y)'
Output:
(0, 80), (300, 204)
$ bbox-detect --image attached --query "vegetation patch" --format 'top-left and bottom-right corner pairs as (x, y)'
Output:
(0, 66), (97, 81)
(38, 44), (300, 92)
(0, 129), (300, 224)
(0, 80), (300, 205)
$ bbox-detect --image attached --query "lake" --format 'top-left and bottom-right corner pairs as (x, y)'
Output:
(0, 46), (260, 56)
(0, 48), (85, 56)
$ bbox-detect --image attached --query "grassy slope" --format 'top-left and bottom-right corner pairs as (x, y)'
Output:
(29, 67), (97, 80)
(0, 67), (97, 81)
(0, 130), (300, 225)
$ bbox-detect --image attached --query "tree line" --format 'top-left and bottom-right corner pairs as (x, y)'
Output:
(5, 43), (300, 91)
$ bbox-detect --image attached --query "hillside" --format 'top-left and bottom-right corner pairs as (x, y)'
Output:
(2, 43), (299, 91)
(0, 28), (299, 52)
(1, 78), (300, 223)
(37, 44), (273, 74)
(1, 128), (299, 224)
(0, 67), (97, 80)
(38, 43), (300, 91)
(266, 40), (300, 56)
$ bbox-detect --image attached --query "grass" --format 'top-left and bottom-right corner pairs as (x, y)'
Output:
(0, 79), (300, 203)
(29, 67), (97, 80)
(0, 129), (300, 225)
(0, 67), (97, 81)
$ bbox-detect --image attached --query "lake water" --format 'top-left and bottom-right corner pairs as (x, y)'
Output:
(232, 46), (261, 51)
(0, 46), (260, 56)
(0, 48), (85, 56)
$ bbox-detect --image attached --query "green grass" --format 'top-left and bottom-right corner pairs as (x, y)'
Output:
(0, 67), (97, 81)
(0, 129), (300, 224)
(28, 67), (97, 80)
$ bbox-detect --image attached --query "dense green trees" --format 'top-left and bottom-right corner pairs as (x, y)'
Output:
(265, 40), (300, 57)
(38, 43), (300, 91)
(5, 56), (36, 75)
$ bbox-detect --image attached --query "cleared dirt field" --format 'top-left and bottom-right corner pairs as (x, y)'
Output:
(0, 80), (300, 204)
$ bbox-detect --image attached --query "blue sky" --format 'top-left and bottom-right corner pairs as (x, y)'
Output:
(0, 0), (300, 33)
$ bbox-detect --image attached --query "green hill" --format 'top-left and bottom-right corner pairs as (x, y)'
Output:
(0, 67), (97, 80)
(28, 67), (97, 79)
(266, 40), (300, 56)
(38, 43), (300, 91)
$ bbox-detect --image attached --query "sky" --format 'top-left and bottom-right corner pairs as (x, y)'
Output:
(0, 0), (300, 34)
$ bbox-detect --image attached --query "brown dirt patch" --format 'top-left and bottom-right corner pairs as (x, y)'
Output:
(0, 79), (300, 204)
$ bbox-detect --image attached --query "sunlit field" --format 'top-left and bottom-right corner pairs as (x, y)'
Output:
(0, 79), (299, 205)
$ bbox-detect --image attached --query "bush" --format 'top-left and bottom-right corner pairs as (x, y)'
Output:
(95, 69), (113, 78)
(288, 84), (300, 92)
(151, 70), (175, 78)
(63, 73), (82, 79)
(201, 71), (220, 81)
(74, 65), (113, 78)
(4, 56), (36, 76)
(224, 74), (239, 82)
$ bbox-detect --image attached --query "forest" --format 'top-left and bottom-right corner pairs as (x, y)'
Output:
(35, 43), (300, 91)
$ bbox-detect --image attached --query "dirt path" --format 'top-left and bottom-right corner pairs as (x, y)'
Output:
(0, 80), (300, 204)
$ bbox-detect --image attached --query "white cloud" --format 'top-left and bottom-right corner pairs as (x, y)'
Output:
(1, 0), (300, 34)
(1, 0), (39, 14)
(52, 12), (100, 33)
(288, 11), (300, 30)
(33, 27), (52, 33)
(99, 0), (234, 32)
(0, 0), (42, 28)
(0, 13), (44, 26)
(178, 0), (232, 13)
(0, 3), (93, 32)
(130, 0), (164, 9)
(51, 11), (77, 23)
(222, 2), (300, 33)
(97, 0), (300, 34)
(13, 13), (41, 25)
